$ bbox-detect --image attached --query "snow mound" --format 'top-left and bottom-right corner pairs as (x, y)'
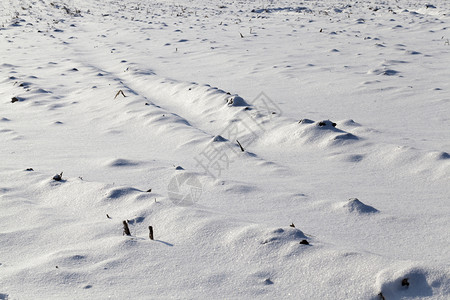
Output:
(223, 224), (312, 262)
(340, 119), (361, 127)
(261, 227), (307, 245)
(333, 133), (359, 142)
(342, 198), (379, 214)
(372, 146), (450, 179)
(106, 158), (140, 167)
(260, 119), (360, 148)
(298, 118), (314, 124)
(212, 135), (227, 142)
(375, 265), (450, 299)
(431, 151), (450, 160)
(368, 68), (399, 76)
(339, 154), (365, 163)
(226, 95), (249, 107)
(105, 187), (142, 200)
(1, 0), (449, 297)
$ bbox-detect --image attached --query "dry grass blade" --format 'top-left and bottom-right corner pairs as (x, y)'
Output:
(114, 90), (126, 99)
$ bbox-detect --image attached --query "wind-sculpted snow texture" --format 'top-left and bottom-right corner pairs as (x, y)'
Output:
(0, 0), (449, 299)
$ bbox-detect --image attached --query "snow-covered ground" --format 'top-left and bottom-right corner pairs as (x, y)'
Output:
(1, 0), (449, 299)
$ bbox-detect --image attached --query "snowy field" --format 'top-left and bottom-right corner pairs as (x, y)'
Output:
(1, 0), (449, 299)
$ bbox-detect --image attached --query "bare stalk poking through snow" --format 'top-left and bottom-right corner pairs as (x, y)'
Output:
(123, 220), (131, 236)
(53, 172), (63, 181)
(236, 140), (245, 152)
(149, 226), (154, 240)
(402, 278), (410, 287)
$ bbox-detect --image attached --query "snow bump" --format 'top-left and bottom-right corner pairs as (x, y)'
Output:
(342, 198), (379, 214)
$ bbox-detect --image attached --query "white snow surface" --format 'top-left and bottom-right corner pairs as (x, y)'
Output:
(1, 0), (449, 299)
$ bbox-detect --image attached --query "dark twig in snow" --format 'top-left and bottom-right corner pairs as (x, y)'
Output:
(53, 172), (63, 181)
(149, 226), (154, 240)
(236, 140), (245, 152)
(114, 90), (126, 99)
(402, 278), (409, 287)
(123, 220), (131, 236)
